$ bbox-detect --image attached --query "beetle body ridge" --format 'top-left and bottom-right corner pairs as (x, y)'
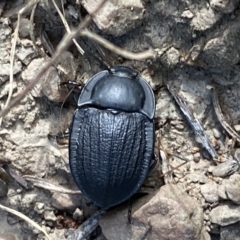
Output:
(69, 66), (155, 209)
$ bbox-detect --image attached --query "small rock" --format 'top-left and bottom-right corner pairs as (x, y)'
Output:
(13, 18), (31, 38)
(191, 8), (221, 31)
(41, 66), (69, 102)
(202, 22), (240, 68)
(44, 210), (57, 222)
(49, 229), (66, 240)
(212, 128), (222, 139)
(192, 147), (200, 154)
(210, 202), (240, 226)
(72, 208), (84, 222)
(21, 192), (38, 207)
(212, 158), (239, 177)
(220, 222), (240, 240)
(223, 174), (240, 204)
(165, 47), (180, 66)
(34, 202), (45, 214)
(82, 0), (145, 36)
(234, 125), (240, 132)
(100, 205), (151, 240)
(193, 152), (201, 163)
(51, 193), (81, 212)
(51, 193), (97, 217)
(200, 182), (219, 203)
(210, 0), (239, 13)
(133, 184), (204, 240)
(21, 58), (46, 98)
(181, 10), (194, 19)
(16, 39), (35, 65)
(100, 185), (204, 240)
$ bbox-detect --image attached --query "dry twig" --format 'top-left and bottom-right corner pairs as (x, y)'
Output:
(0, 203), (51, 240)
(0, 0), (40, 126)
(51, 0), (84, 55)
(80, 29), (156, 60)
(0, 0), (108, 119)
(24, 175), (81, 194)
(207, 85), (240, 143)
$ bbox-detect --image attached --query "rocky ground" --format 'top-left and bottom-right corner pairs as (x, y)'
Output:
(1, 0), (240, 239)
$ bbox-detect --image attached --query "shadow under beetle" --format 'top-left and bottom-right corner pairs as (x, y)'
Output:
(69, 65), (155, 209)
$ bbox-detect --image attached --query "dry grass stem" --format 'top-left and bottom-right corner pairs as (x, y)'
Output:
(0, 0), (108, 119)
(80, 29), (156, 60)
(51, 0), (84, 55)
(0, 203), (51, 240)
(0, 0), (40, 126)
(24, 175), (81, 194)
(29, 0), (39, 48)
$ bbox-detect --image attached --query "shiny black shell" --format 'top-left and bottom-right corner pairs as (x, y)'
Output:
(69, 66), (155, 209)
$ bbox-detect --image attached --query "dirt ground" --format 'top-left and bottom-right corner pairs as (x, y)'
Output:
(1, 0), (240, 239)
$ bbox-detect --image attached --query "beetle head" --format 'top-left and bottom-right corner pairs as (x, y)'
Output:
(78, 66), (155, 119)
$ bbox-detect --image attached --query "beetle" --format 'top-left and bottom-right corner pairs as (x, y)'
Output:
(69, 65), (155, 209)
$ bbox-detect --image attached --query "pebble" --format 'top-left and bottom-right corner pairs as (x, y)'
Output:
(223, 174), (240, 204)
(211, 158), (239, 177)
(193, 152), (201, 163)
(181, 10), (194, 18)
(44, 210), (57, 222)
(212, 128), (221, 139)
(210, 202), (240, 226)
(234, 125), (240, 132)
(191, 147), (200, 154)
(82, 0), (144, 36)
(73, 208), (84, 222)
(34, 202), (45, 214)
(200, 182), (219, 203)
(13, 18), (30, 38)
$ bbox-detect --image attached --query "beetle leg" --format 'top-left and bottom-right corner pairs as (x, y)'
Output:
(148, 155), (158, 174)
(48, 131), (69, 145)
(60, 80), (83, 88)
(127, 198), (132, 224)
(65, 209), (106, 240)
(140, 223), (152, 240)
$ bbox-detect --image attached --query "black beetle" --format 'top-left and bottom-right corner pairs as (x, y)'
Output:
(69, 66), (155, 209)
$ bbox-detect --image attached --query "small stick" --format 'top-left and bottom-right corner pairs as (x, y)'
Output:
(51, 0), (84, 55)
(167, 85), (217, 159)
(23, 175), (81, 194)
(0, 203), (51, 240)
(207, 85), (240, 143)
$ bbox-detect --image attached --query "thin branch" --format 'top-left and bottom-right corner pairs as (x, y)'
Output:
(0, 0), (108, 119)
(51, 0), (84, 55)
(0, 203), (51, 240)
(80, 29), (156, 60)
(0, 0), (40, 126)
